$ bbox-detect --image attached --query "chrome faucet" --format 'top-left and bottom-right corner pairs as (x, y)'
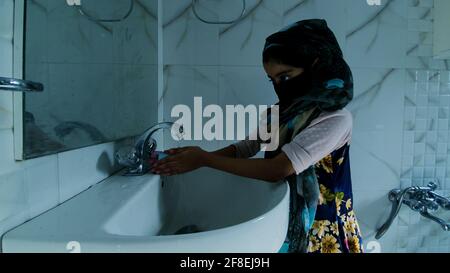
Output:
(115, 122), (184, 176)
(0, 77), (44, 92)
(376, 181), (450, 239)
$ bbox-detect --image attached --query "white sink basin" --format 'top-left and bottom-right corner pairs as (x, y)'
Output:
(1, 169), (289, 253)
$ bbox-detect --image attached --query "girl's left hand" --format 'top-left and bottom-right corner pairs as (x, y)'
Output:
(151, 146), (209, 176)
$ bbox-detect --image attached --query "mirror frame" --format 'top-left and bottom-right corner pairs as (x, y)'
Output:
(13, 0), (25, 160)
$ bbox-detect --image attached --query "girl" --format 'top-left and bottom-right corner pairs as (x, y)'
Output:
(152, 19), (363, 253)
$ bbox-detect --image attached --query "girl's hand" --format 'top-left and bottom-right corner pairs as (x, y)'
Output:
(151, 146), (209, 176)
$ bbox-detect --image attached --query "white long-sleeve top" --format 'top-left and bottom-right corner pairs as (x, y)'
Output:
(232, 108), (353, 175)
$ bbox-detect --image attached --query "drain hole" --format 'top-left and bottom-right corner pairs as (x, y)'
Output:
(174, 225), (203, 235)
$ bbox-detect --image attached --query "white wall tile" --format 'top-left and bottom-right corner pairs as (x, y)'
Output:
(219, 66), (277, 107)
(345, 0), (408, 68)
(23, 155), (59, 218)
(0, 93), (13, 130)
(163, 65), (220, 151)
(0, 38), (13, 77)
(0, 171), (29, 237)
(0, 129), (22, 176)
(218, 66), (278, 147)
(218, 0), (283, 66)
(352, 189), (399, 253)
(163, 65), (219, 117)
(163, 0), (219, 65)
(57, 142), (122, 203)
(114, 64), (159, 139)
(350, 131), (402, 191)
(348, 68), (405, 132)
(0, 0), (14, 41)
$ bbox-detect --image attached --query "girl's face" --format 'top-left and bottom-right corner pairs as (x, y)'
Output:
(263, 62), (304, 86)
(263, 58), (318, 85)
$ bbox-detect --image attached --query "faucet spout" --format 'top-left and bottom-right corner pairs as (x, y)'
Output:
(116, 122), (184, 176)
(134, 122), (177, 159)
(419, 208), (450, 231)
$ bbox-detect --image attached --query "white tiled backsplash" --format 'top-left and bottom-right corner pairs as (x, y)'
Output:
(0, 0), (126, 247)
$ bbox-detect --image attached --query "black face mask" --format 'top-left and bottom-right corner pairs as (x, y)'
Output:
(273, 69), (313, 104)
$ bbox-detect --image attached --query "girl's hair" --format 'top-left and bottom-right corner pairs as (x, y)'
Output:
(262, 44), (318, 68)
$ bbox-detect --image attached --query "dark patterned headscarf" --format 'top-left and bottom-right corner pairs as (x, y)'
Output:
(263, 19), (353, 252)
(263, 18), (353, 120)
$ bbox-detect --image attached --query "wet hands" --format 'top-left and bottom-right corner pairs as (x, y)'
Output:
(151, 146), (208, 176)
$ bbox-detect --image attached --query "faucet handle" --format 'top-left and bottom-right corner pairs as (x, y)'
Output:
(427, 181), (439, 191)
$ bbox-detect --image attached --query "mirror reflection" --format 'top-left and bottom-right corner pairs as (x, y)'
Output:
(23, 0), (158, 158)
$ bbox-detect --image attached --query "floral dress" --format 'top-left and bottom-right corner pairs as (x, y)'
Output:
(306, 142), (363, 253)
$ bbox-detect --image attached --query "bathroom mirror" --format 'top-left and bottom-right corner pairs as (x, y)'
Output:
(22, 0), (159, 159)
(433, 0), (450, 59)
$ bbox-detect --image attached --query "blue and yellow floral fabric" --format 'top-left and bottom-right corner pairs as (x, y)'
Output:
(306, 143), (363, 253)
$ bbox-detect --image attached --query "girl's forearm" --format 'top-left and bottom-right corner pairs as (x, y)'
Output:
(202, 152), (293, 183)
(211, 145), (237, 158)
